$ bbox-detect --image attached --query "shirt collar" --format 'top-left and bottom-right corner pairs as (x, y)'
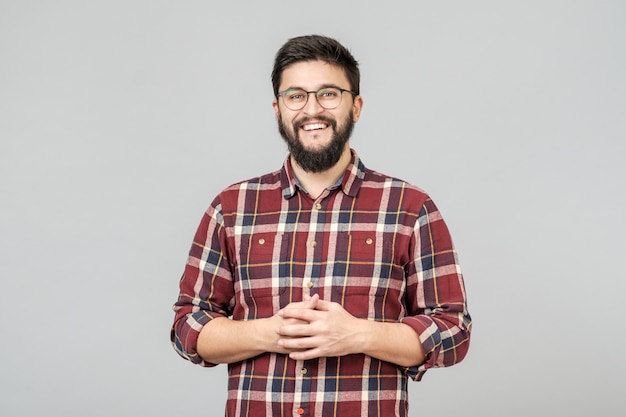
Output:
(281, 149), (366, 199)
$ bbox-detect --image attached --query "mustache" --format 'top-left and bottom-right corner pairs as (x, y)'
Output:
(294, 116), (337, 130)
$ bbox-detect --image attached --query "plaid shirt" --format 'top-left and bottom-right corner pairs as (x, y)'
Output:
(171, 150), (471, 417)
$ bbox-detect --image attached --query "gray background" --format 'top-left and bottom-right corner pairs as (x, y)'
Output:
(1, 1), (624, 415)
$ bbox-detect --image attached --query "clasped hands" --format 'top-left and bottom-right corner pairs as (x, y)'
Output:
(273, 293), (361, 360)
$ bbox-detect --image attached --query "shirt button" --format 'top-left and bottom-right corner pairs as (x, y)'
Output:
(315, 203), (322, 210)
(310, 240), (317, 247)
(300, 368), (307, 375)
(306, 281), (314, 289)
(297, 408), (304, 415)
(366, 237), (373, 245)
(258, 238), (265, 245)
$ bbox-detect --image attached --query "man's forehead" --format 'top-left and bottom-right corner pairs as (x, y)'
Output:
(280, 60), (349, 88)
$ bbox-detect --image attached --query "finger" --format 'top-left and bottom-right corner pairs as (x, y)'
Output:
(288, 346), (325, 361)
(278, 334), (320, 350)
(280, 296), (320, 319)
(302, 293), (319, 309)
(278, 294), (320, 317)
(276, 321), (315, 337)
(312, 298), (338, 312)
(280, 307), (319, 322)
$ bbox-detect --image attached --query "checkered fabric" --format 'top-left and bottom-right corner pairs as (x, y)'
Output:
(172, 150), (471, 417)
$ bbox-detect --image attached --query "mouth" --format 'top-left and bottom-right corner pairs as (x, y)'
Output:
(301, 122), (329, 132)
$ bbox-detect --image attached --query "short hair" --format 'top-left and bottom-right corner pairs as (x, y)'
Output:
(271, 35), (360, 97)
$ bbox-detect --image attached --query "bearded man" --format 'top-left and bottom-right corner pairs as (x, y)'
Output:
(171, 34), (472, 417)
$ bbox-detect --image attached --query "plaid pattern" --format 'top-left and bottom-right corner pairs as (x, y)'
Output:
(172, 150), (471, 417)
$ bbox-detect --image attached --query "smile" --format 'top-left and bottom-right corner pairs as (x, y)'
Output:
(302, 123), (328, 131)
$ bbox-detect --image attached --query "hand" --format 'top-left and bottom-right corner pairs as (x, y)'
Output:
(275, 293), (361, 360)
(265, 295), (318, 355)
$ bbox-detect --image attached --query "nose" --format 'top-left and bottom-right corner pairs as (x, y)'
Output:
(302, 91), (325, 115)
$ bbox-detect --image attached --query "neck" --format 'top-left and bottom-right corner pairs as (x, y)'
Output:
(291, 146), (352, 199)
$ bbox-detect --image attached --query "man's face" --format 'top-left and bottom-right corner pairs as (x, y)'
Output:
(272, 60), (363, 173)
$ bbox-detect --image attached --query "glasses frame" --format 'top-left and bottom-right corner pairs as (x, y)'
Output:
(277, 87), (357, 110)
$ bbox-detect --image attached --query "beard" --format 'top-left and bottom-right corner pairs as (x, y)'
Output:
(277, 112), (355, 173)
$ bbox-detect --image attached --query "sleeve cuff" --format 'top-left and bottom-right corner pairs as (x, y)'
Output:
(400, 315), (442, 380)
(171, 310), (225, 368)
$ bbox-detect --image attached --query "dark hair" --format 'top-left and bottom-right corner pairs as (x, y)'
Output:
(271, 35), (360, 97)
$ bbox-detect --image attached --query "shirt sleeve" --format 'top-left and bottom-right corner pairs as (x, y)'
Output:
(400, 197), (472, 381)
(170, 197), (235, 367)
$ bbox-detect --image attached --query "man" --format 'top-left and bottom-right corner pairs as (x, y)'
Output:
(171, 34), (471, 417)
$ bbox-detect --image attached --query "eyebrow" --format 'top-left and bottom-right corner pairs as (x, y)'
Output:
(280, 83), (345, 92)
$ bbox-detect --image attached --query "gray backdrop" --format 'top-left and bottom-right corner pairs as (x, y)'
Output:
(1, 1), (624, 415)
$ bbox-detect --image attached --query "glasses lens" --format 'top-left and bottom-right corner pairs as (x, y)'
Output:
(282, 89), (307, 110)
(316, 88), (342, 109)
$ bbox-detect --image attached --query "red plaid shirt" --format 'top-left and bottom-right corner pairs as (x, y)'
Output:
(172, 150), (471, 417)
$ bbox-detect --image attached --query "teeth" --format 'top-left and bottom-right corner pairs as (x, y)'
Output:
(302, 123), (327, 131)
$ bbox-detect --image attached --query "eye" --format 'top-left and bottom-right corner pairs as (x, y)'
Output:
(286, 90), (306, 101)
(318, 88), (339, 98)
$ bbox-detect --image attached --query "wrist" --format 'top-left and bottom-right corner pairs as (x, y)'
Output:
(352, 318), (376, 355)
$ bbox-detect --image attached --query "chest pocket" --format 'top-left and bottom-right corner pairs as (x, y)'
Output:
(331, 232), (403, 296)
(329, 232), (407, 319)
(237, 232), (291, 298)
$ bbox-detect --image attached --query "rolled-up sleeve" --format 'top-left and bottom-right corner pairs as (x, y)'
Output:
(170, 198), (234, 367)
(400, 197), (472, 381)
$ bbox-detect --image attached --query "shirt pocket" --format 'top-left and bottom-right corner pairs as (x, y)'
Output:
(237, 232), (291, 298)
(331, 232), (406, 318)
(331, 231), (394, 296)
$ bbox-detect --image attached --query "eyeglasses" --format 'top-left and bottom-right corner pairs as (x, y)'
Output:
(277, 87), (357, 110)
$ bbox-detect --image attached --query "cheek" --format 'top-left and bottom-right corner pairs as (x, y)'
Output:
(278, 114), (291, 129)
(277, 115), (297, 138)
(278, 110), (295, 127)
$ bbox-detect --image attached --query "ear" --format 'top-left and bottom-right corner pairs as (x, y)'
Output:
(272, 99), (280, 119)
(352, 95), (363, 123)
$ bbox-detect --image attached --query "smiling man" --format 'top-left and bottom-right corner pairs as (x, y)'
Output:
(275, 59), (360, 175)
(171, 35), (472, 417)
(274, 58), (362, 200)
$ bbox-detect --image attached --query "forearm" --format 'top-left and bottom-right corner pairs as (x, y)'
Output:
(357, 320), (425, 368)
(197, 316), (279, 364)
